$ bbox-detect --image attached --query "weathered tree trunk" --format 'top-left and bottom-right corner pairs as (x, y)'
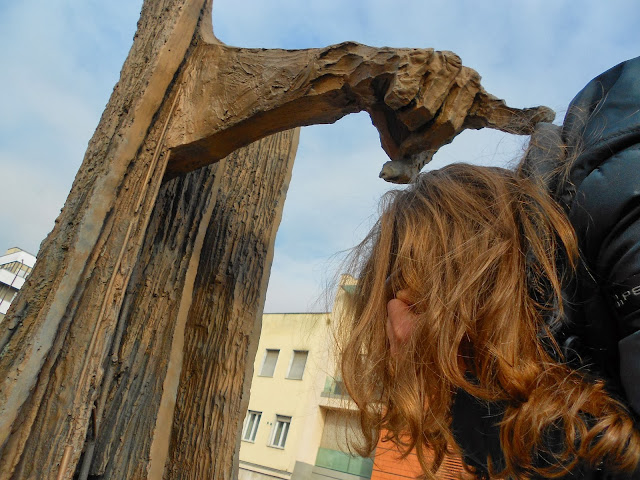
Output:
(0, 1), (211, 478)
(86, 130), (298, 480)
(85, 165), (223, 480)
(0, 0), (554, 478)
(162, 130), (298, 480)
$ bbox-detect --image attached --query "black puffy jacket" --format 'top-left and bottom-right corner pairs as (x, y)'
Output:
(558, 56), (640, 418)
(451, 57), (640, 479)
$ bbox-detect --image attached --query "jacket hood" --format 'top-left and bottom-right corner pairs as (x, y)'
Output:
(563, 56), (640, 188)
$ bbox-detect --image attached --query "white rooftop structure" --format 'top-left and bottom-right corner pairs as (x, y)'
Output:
(0, 247), (36, 317)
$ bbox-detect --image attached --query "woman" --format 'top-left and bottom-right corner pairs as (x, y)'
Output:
(339, 57), (640, 479)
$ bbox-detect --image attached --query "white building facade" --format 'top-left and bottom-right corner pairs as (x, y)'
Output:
(0, 247), (36, 322)
(239, 281), (372, 480)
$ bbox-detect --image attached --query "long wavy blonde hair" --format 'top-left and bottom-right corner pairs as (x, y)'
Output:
(338, 163), (639, 479)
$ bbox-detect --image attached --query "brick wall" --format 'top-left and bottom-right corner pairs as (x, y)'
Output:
(371, 435), (468, 480)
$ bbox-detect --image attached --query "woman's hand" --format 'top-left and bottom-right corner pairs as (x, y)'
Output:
(386, 290), (417, 356)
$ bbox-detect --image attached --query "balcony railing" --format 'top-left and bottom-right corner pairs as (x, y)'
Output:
(321, 376), (348, 399)
(315, 447), (373, 479)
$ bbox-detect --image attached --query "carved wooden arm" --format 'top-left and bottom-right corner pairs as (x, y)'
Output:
(165, 41), (554, 183)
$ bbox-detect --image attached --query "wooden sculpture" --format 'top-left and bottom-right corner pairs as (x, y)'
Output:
(0, 1), (553, 478)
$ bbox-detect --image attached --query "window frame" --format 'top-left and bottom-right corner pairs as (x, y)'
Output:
(268, 414), (291, 449)
(285, 350), (309, 380)
(242, 410), (262, 443)
(258, 348), (280, 377)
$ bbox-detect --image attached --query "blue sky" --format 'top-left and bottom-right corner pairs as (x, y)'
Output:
(1, 1), (639, 312)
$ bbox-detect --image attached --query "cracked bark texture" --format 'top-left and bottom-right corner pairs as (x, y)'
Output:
(0, 1), (209, 478)
(86, 130), (298, 480)
(0, 0), (555, 478)
(162, 129), (298, 480)
(84, 166), (222, 479)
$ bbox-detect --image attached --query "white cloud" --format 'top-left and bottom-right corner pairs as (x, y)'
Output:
(0, 151), (71, 254)
(263, 251), (332, 313)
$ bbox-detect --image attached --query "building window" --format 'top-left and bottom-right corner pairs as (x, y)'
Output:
(286, 350), (308, 380)
(259, 349), (279, 377)
(242, 410), (261, 442)
(269, 415), (291, 448)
